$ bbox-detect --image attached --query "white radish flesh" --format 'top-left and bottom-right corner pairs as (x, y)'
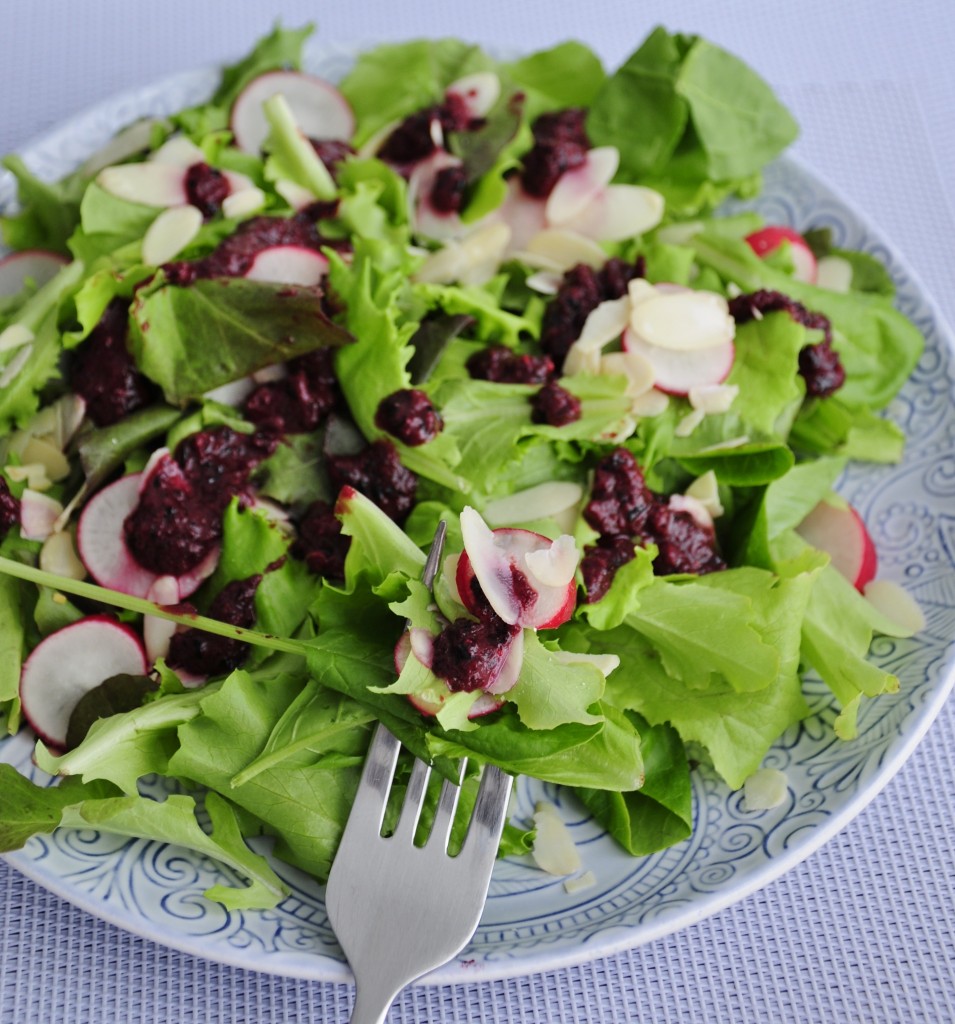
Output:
(623, 326), (735, 396)
(545, 147), (619, 225)
(796, 499), (878, 592)
(244, 245), (329, 286)
(19, 490), (63, 541)
(230, 71), (355, 155)
(0, 250), (68, 298)
(77, 472), (219, 600)
(19, 616), (147, 750)
(446, 72), (501, 119)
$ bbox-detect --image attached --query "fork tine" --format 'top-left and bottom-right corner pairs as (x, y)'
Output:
(393, 756), (432, 843)
(459, 765), (511, 869)
(426, 759), (467, 851)
(347, 723), (401, 835)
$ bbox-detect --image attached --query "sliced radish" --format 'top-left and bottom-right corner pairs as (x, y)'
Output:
(408, 150), (467, 241)
(498, 178), (548, 253)
(0, 249), (68, 297)
(484, 626), (524, 695)
(77, 472), (219, 600)
(545, 146), (619, 226)
(19, 490), (63, 541)
(446, 72), (501, 119)
(244, 245), (329, 286)
(19, 615), (147, 750)
(622, 325), (735, 396)
(457, 510), (577, 630)
(230, 70), (355, 155)
(795, 498), (878, 591)
(629, 284), (735, 352)
(396, 631), (505, 720)
(745, 226), (817, 284)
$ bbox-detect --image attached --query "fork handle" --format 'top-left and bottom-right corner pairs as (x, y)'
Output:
(350, 982), (400, 1024)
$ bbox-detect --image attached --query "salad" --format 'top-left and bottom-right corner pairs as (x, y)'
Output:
(0, 24), (926, 909)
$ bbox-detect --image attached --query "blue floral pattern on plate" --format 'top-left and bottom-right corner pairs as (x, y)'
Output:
(1, 48), (953, 983)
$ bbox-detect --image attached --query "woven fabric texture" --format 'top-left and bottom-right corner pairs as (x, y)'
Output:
(2, 1), (955, 1021)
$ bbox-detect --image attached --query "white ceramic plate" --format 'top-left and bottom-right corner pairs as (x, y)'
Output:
(1, 44), (954, 984)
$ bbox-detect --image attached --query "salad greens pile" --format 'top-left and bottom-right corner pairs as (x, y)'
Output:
(0, 23), (923, 909)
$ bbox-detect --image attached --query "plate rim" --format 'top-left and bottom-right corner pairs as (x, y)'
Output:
(1, 57), (954, 986)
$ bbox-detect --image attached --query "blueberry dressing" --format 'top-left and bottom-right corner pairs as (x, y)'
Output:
(184, 163), (231, 219)
(378, 94), (475, 167)
(163, 212), (343, 285)
(166, 574), (261, 676)
(294, 499), (351, 580)
(244, 348), (340, 434)
(69, 298), (154, 426)
(326, 439), (417, 524)
(530, 380), (581, 427)
(582, 448), (724, 599)
(728, 289), (845, 397)
(374, 388), (443, 446)
(520, 108), (590, 199)
(308, 138), (355, 175)
(541, 256), (647, 369)
(123, 426), (275, 577)
(0, 478), (20, 539)
(467, 346), (555, 384)
(431, 615), (520, 693)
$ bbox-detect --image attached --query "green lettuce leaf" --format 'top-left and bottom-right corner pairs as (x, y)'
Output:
(1, 155), (86, 255)
(128, 273), (353, 405)
(575, 712), (692, 855)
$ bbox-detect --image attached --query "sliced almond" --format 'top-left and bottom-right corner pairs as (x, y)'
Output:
(4, 463), (51, 491)
(525, 229), (606, 272)
(222, 186), (266, 219)
(575, 296), (631, 353)
(630, 389), (670, 417)
(39, 530), (86, 579)
(599, 350), (655, 397)
(484, 481), (583, 527)
(97, 162), (188, 207)
(689, 383), (739, 414)
(685, 470), (724, 519)
(550, 649), (620, 678)
(458, 222), (512, 286)
(563, 870), (597, 895)
(0, 324), (34, 353)
(532, 801), (582, 876)
(561, 184), (664, 242)
(675, 407), (706, 437)
(655, 221), (703, 245)
(80, 118), (165, 177)
(563, 341), (602, 377)
(150, 135), (205, 166)
(700, 435), (751, 452)
(816, 255), (854, 293)
(524, 534), (580, 588)
(863, 579), (926, 635)
(630, 288), (735, 352)
(142, 204), (203, 265)
(21, 436), (70, 482)
(743, 768), (788, 811)
(669, 493), (714, 529)
(525, 270), (562, 294)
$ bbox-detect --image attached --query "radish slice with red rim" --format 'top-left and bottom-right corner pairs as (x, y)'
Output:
(0, 249), (68, 297)
(77, 472), (219, 600)
(745, 225), (817, 284)
(795, 499), (877, 591)
(622, 325), (735, 396)
(230, 70), (355, 154)
(19, 615), (148, 750)
(244, 245), (329, 286)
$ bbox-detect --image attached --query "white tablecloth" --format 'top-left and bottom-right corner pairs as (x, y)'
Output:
(2, 2), (954, 1020)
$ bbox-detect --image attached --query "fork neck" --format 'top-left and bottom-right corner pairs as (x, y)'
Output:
(350, 983), (401, 1024)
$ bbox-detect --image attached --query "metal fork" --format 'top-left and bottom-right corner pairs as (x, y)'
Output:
(325, 523), (512, 1023)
